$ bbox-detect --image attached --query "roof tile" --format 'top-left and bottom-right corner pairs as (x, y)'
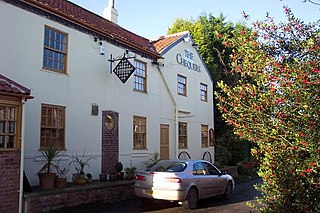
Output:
(0, 74), (32, 97)
(22, 0), (158, 57)
(152, 32), (187, 53)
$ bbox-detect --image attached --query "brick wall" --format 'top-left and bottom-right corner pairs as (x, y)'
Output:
(0, 150), (21, 213)
(24, 181), (135, 213)
(101, 111), (119, 174)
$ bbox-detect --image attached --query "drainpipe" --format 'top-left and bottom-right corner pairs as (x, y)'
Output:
(155, 64), (179, 159)
(19, 98), (26, 213)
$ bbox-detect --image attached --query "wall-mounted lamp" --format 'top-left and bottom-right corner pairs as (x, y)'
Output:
(99, 45), (105, 55)
(94, 37), (98, 42)
(91, 103), (99, 116)
(152, 61), (164, 67)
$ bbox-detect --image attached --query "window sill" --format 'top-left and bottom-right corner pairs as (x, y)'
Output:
(133, 148), (148, 150)
(40, 68), (69, 76)
(0, 148), (19, 152)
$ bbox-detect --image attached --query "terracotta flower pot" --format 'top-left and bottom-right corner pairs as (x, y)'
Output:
(55, 177), (67, 189)
(38, 173), (56, 190)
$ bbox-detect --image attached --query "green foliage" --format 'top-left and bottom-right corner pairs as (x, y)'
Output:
(86, 173), (92, 179)
(216, 7), (320, 212)
(115, 162), (123, 172)
(38, 146), (61, 174)
(69, 148), (93, 175)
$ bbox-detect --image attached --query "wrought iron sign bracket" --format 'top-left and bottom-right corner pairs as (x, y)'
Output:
(108, 50), (136, 73)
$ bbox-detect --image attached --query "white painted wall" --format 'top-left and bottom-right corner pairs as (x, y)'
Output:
(159, 38), (215, 161)
(0, 1), (214, 185)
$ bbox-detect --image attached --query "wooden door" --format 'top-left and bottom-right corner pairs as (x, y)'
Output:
(160, 124), (169, 160)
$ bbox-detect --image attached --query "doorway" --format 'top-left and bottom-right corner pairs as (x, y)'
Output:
(160, 124), (169, 160)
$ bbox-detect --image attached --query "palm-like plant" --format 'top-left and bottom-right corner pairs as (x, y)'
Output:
(38, 146), (61, 174)
(69, 149), (93, 175)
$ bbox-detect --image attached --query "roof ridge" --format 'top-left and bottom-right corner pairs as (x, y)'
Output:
(19, 0), (160, 59)
(151, 31), (189, 42)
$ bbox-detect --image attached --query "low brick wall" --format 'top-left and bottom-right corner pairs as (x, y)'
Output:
(23, 181), (135, 213)
(219, 166), (238, 179)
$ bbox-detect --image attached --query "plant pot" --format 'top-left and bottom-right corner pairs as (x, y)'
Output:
(99, 174), (107, 182)
(109, 173), (116, 182)
(116, 172), (124, 181)
(55, 177), (67, 189)
(76, 177), (87, 185)
(86, 178), (93, 183)
(126, 174), (134, 180)
(72, 173), (78, 184)
(38, 173), (56, 190)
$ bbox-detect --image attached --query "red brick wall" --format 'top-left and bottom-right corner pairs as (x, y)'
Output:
(101, 111), (119, 174)
(24, 182), (135, 213)
(0, 150), (21, 213)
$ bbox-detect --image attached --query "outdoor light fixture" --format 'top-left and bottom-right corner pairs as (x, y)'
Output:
(152, 60), (164, 67)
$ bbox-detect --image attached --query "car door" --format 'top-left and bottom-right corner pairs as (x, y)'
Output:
(192, 162), (211, 199)
(203, 162), (228, 196)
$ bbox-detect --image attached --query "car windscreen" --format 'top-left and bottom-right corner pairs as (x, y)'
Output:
(148, 161), (187, 172)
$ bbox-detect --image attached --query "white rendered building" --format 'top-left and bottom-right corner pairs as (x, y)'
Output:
(0, 0), (214, 185)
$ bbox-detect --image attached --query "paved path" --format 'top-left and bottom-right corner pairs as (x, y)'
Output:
(53, 178), (262, 213)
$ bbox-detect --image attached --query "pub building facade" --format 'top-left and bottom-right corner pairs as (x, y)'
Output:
(0, 0), (214, 192)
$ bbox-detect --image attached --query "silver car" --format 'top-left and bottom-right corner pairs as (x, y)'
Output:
(134, 159), (235, 209)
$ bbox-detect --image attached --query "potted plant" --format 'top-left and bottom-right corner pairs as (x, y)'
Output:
(38, 146), (61, 190)
(86, 173), (93, 183)
(69, 149), (93, 185)
(125, 166), (136, 180)
(55, 166), (69, 189)
(99, 174), (107, 182)
(115, 162), (123, 180)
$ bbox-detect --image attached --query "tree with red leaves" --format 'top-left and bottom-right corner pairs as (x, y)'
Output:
(216, 6), (320, 212)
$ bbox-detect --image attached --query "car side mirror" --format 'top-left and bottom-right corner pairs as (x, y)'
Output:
(220, 171), (227, 176)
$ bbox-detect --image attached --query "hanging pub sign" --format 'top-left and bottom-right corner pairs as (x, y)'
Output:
(112, 55), (135, 83)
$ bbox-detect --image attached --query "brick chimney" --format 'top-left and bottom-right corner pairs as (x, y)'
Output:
(103, 0), (118, 24)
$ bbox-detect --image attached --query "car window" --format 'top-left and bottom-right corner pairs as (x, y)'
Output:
(193, 162), (207, 175)
(148, 161), (186, 172)
(203, 162), (220, 175)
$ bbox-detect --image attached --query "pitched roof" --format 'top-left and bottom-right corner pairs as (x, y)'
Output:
(0, 74), (33, 98)
(151, 31), (189, 54)
(19, 0), (160, 59)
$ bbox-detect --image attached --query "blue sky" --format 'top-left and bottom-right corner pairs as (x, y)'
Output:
(69, 0), (319, 39)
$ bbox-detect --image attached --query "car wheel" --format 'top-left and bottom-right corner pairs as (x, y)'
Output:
(182, 187), (198, 210)
(224, 181), (233, 199)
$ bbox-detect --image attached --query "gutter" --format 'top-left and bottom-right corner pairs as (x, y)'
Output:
(19, 98), (26, 213)
(154, 63), (179, 159)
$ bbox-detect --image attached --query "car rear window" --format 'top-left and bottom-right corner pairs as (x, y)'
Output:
(148, 161), (187, 172)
